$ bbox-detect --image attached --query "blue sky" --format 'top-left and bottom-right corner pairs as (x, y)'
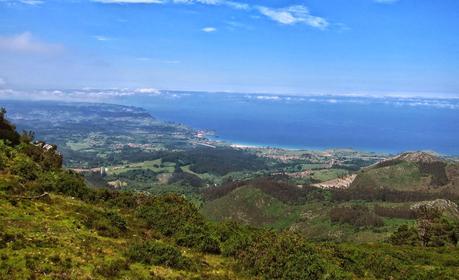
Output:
(0, 0), (458, 96)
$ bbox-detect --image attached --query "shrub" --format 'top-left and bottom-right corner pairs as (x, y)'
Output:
(8, 154), (40, 182)
(95, 258), (129, 277)
(126, 240), (192, 269)
(390, 217), (459, 247)
(325, 244), (404, 279)
(136, 194), (204, 236)
(174, 223), (221, 254)
(236, 231), (329, 280)
(37, 170), (89, 199)
(417, 218), (459, 247)
(389, 225), (421, 246)
(168, 171), (204, 188)
(329, 205), (384, 228)
(78, 207), (127, 237)
(0, 108), (21, 146)
(331, 187), (459, 203)
(0, 175), (25, 195)
(214, 221), (254, 257)
(374, 205), (416, 219)
(18, 143), (63, 171)
(417, 161), (449, 186)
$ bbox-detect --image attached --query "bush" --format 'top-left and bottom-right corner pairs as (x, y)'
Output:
(330, 205), (384, 228)
(136, 194), (222, 253)
(37, 170), (89, 199)
(214, 221), (254, 257)
(330, 245), (402, 279)
(236, 231), (329, 280)
(374, 205), (415, 219)
(162, 147), (268, 176)
(168, 171), (204, 188)
(390, 217), (459, 247)
(0, 108), (21, 146)
(417, 161), (449, 186)
(331, 187), (459, 203)
(174, 223), (220, 254)
(95, 258), (129, 277)
(8, 154), (40, 182)
(136, 194), (204, 236)
(126, 240), (192, 269)
(78, 207), (127, 237)
(18, 143), (63, 171)
(0, 175), (25, 195)
(389, 225), (421, 246)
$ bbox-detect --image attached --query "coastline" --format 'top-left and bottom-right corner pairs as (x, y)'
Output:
(207, 135), (396, 155)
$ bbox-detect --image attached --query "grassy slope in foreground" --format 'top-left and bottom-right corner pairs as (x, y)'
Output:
(0, 193), (244, 279)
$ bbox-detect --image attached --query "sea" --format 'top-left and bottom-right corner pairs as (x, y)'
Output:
(112, 92), (459, 155)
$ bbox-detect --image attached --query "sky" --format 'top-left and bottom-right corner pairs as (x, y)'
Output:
(0, 0), (458, 97)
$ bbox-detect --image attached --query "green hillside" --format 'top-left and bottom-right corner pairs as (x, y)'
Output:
(200, 153), (459, 244)
(202, 186), (301, 229)
(201, 181), (414, 242)
(351, 152), (459, 192)
(2, 109), (459, 279)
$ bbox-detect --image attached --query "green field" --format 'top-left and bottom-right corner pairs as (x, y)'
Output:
(107, 159), (175, 175)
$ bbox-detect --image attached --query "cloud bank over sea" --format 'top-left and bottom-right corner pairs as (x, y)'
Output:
(1, 88), (458, 110)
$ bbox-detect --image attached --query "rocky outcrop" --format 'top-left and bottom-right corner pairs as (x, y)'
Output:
(396, 152), (443, 164)
(410, 199), (459, 220)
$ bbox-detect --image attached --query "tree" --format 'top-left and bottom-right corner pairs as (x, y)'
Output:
(0, 108), (21, 146)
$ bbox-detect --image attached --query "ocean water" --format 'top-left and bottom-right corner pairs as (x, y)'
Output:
(113, 93), (459, 155)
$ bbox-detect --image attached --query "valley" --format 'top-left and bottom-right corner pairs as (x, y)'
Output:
(1, 100), (459, 279)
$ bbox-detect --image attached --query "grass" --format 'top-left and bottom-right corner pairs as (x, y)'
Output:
(181, 164), (217, 183)
(355, 161), (426, 191)
(66, 141), (92, 151)
(201, 186), (301, 229)
(310, 169), (349, 182)
(201, 186), (420, 243)
(0, 194), (250, 279)
(107, 159), (173, 175)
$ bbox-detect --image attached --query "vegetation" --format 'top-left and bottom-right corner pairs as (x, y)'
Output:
(126, 241), (193, 269)
(161, 147), (269, 176)
(329, 205), (384, 228)
(390, 204), (459, 247)
(2, 107), (459, 279)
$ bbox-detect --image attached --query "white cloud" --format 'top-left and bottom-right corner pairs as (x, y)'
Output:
(92, 0), (328, 30)
(0, 88), (165, 101)
(135, 87), (161, 94)
(257, 5), (328, 29)
(202, 27), (217, 32)
(0, 78), (6, 87)
(0, 32), (63, 53)
(256, 95), (280, 100)
(222, 1), (248, 10)
(94, 35), (112, 41)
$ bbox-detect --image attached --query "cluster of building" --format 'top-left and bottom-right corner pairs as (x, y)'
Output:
(33, 141), (57, 152)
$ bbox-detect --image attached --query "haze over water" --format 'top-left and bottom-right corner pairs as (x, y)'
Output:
(114, 93), (459, 156)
